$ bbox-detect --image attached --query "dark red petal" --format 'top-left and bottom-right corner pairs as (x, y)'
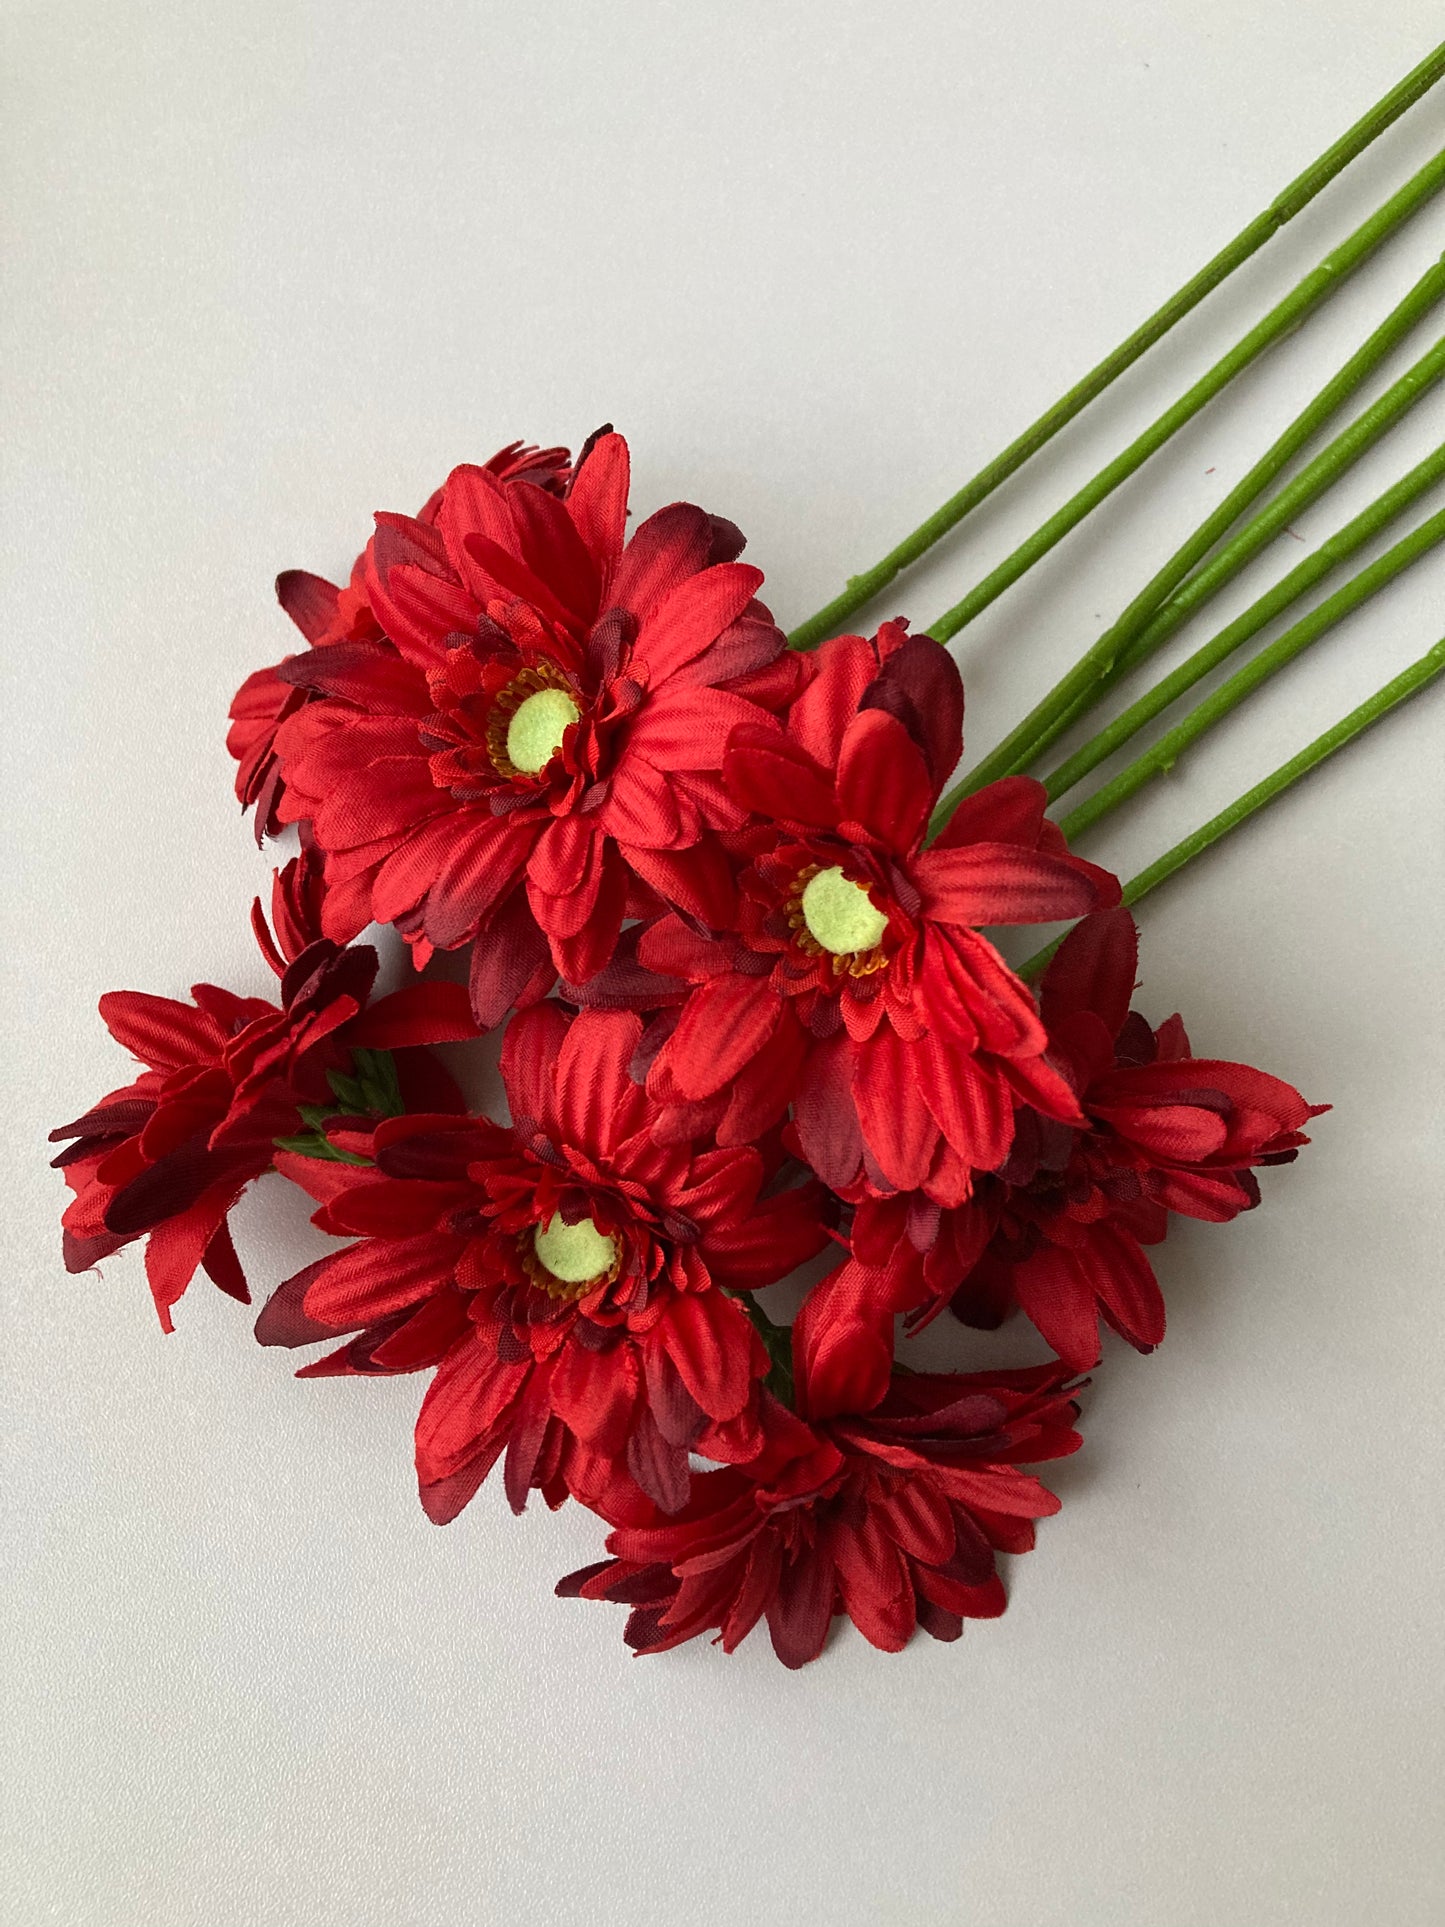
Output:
(345, 980), (479, 1049)
(1040, 906), (1139, 1040)
(792, 1031), (863, 1191)
(1011, 1244), (1103, 1370)
(607, 503), (718, 621)
(275, 568), (343, 642)
(469, 889), (554, 1030)
(858, 631), (964, 790)
(766, 1547), (837, 1669)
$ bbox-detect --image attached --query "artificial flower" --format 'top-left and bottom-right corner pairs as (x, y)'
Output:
(259, 1004), (831, 1522)
(228, 442), (571, 839)
(797, 907), (1325, 1387)
(558, 1355), (1081, 1667)
(254, 431), (803, 1019)
(637, 623), (1119, 1197)
(50, 855), (476, 1328)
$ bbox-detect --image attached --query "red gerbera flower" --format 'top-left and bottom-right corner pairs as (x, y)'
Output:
(49, 856), (477, 1329)
(795, 907), (1326, 1391)
(228, 442), (571, 839)
(637, 623), (1119, 1198)
(258, 1003), (831, 1523)
(259, 431), (803, 1021)
(943, 906), (1326, 1367)
(558, 1354), (1082, 1667)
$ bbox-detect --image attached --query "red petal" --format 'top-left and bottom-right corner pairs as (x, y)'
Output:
(722, 725), (839, 830)
(302, 1233), (459, 1326)
(1040, 906), (1139, 1040)
(835, 708), (932, 852)
(499, 1000), (569, 1135)
(99, 991), (227, 1072)
(414, 1338), (528, 1483)
(915, 842), (1117, 927)
(548, 1336), (642, 1451)
(345, 980), (479, 1049)
(633, 563), (764, 685)
(664, 971), (781, 1102)
(656, 1290), (759, 1422)
(852, 1026), (940, 1191)
(566, 432), (630, 577)
(1011, 1243), (1103, 1370)
(554, 1008), (646, 1158)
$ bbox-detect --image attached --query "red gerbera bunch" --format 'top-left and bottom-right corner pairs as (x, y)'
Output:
(636, 623), (1119, 1194)
(57, 430), (1331, 1666)
(258, 1003), (831, 1525)
(559, 1355), (1082, 1667)
(248, 430), (804, 1022)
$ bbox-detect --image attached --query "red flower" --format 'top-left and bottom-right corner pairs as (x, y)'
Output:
(558, 1356), (1082, 1667)
(258, 431), (802, 1021)
(638, 624), (1119, 1198)
(798, 908), (1326, 1387)
(258, 1004), (831, 1523)
(50, 856), (477, 1329)
(228, 442), (570, 840)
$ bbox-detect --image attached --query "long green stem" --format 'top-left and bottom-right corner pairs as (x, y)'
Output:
(785, 42), (1445, 652)
(939, 317), (1445, 821)
(1043, 440), (1445, 801)
(1056, 502), (1445, 840)
(1017, 636), (1445, 981)
(1000, 263), (1445, 782)
(922, 147), (1445, 652)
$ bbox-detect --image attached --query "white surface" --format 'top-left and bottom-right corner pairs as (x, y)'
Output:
(3, 5), (1444, 1925)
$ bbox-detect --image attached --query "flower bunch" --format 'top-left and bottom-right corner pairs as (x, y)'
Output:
(55, 431), (1328, 1666)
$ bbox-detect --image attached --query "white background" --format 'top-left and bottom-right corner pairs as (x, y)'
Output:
(3, 5), (1443, 1924)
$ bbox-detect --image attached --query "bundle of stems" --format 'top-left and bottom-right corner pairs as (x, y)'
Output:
(788, 41), (1445, 932)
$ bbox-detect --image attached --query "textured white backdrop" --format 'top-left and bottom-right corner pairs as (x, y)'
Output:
(3, 4), (1443, 1925)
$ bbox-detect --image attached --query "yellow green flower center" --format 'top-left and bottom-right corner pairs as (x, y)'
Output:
(505, 687), (580, 775)
(800, 865), (888, 955)
(532, 1213), (617, 1286)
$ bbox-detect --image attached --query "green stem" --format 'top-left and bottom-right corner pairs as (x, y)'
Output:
(1057, 500), (1445, 840)
(785, 42), (1445, 652)
(1017, 636), (1445, 982)
(939, 312), (1445, 820)
(1043, 439), (1445, 801)
(924, 147), (1445, 651)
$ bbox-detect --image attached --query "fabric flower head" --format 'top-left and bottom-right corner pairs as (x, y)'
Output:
(638, 622), (1120, 1197)
(248, 431), (804, 1023)
(51, 855), (478, 1328)
(559, 1354), (1082, 1667)
(261, 1002), (831, 1524)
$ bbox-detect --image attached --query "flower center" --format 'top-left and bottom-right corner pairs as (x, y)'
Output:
(505, 687), (580, 775)
(532, 1213), (618, 1289)
(800, 866), (888, 955)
